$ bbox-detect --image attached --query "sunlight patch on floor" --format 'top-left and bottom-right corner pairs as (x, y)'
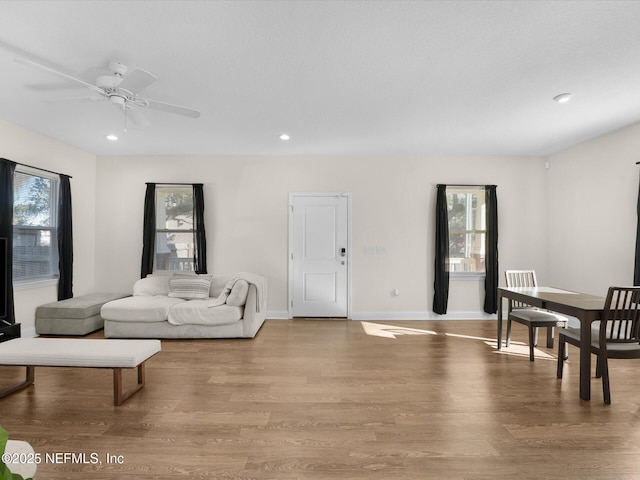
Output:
(359, 323), (558, 360)
(361, 322), (437, 339)
(445, 332), (496, 342)
(485, 341), (557, 361)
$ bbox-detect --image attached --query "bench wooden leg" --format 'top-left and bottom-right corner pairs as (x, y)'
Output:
(113, 363), (146, 406)
(0, 366), (35, 399)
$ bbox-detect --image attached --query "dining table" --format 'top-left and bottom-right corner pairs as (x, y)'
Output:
(497, 286), (606, 400)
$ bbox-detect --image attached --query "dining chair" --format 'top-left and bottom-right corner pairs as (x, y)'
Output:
(557, 286), (640, 404)
(505, 270), (569, 361)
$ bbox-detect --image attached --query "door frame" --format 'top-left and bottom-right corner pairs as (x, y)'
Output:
(288, 192), (352, 319)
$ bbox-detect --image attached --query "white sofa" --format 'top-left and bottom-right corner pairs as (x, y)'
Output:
(101, 273), (267, 339)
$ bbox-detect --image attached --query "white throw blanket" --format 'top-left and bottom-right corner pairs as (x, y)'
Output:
(208, 272), (265, 312)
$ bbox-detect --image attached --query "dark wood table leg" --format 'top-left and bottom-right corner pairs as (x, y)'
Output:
(497, 290), (503, 350)
(579, 313), (594, 400)
(546, 326), (554, 349)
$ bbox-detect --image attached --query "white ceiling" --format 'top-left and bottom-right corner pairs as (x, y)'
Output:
(1, 0), (640, 157)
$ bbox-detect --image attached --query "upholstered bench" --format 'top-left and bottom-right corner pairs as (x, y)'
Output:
(0, 338), (161, 405)
(36, 293), (130, 335)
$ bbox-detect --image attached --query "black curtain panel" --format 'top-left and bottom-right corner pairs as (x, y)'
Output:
(433, 184), (450, 314)
(193, 183), (208, 274)
(0, 159), (16, 324)
(635, 171), (640, 285)
(57, 174), (73, 300)
(483, 185), (499, 314)
(141, 183), (156, 278)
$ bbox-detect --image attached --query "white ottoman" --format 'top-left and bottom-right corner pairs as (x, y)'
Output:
(36, 293), (130, 336)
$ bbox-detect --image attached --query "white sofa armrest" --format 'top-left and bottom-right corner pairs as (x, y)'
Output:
(241, 280), (267, 337)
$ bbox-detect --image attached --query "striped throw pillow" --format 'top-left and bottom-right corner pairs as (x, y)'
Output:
(168, 274), (213, 300)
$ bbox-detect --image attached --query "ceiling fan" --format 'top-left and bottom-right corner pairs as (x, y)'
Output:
(15, 57), (201, 129)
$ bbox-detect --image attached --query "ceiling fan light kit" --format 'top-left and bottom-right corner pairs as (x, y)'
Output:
(15, 57), (201, 130)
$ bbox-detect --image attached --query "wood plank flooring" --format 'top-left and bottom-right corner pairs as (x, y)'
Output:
(2, 319), (640, 479)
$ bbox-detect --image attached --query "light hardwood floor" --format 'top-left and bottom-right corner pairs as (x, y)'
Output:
(1, 319), (640, 479)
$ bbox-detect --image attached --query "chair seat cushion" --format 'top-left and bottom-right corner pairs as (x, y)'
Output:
(559, 327), (582, 342)
(560, 327), (640, 353)
(509, 308), (568, 325)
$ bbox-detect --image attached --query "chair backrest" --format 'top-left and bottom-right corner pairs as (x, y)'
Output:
(505, 270), (538, 288)
(505, 270), (538, 309)
(600, 287), (640, 344)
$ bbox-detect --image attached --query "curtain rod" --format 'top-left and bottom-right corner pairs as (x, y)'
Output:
(146, 182), (203, 186)
(12, 161), (72, 179)
(146, 182), (202, 185)
(437, 184), (497, 188)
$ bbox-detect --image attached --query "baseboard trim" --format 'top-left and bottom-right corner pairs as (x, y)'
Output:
(350, 311), (497, 321)
(22, 326), (37, 338)
(267, 311), (497, 321)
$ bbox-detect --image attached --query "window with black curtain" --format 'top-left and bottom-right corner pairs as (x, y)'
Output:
(433, 184), (498, 314)
(0, 159), (74, 323)
(141, 183), (207, 277)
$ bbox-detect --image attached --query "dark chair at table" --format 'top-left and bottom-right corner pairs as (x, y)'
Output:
(505, 270), (569, 361)
(557, 286), (640, 404)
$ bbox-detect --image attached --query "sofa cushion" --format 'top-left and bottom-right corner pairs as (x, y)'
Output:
(227, 280), (249, 306)
(134, 276), (170, 296)
(168, 273), (213, 300)
(101, 296), (185, 322)
(209, 275), (232, 297)
(167, 300), (243, 326)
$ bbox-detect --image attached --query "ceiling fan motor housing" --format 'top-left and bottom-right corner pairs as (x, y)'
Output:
(96, 75), (122, 89)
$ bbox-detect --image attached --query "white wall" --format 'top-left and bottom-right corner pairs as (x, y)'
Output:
(0, 119), (97, 335)
(547, 121), (640, 295)
(3, 114), (638, 328)
(95, 154), (550, 318)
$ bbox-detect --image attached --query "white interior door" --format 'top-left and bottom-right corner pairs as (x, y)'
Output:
(290, 194), (349, 318)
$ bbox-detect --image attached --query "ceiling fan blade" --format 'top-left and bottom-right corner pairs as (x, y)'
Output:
(118, 68), (157, 94)
(126, 106), (151, 128)
(145, 99), (201, 118)
(14, 57), (103, 94)
(47, 95), (104, 103)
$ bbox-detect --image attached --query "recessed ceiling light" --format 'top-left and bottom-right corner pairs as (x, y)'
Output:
(553, 93), (572, 104)
(105, 134), (118, 141)
(279, 134), (290, 141)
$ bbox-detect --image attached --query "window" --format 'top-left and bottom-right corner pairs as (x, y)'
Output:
(13, 168), (59, 283)
(446, 187), (486, 274)
(154, 186), (195, 272)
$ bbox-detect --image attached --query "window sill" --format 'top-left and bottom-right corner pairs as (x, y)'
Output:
(13, 278), (59, 291)
(450, 273), (486, 281)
